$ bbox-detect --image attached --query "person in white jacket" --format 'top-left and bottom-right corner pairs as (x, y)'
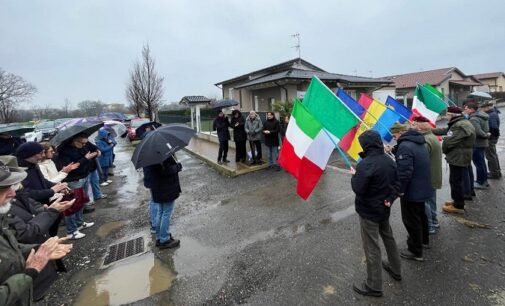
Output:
(39, 142), (79, 183)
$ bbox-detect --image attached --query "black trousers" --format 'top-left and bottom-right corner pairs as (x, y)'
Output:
(449, 164), (466, 209)
(235, 141), (246, 162)
(400, 199), (429, 257)
(218, 140), (228, 161)
(249, 140), (262, 161)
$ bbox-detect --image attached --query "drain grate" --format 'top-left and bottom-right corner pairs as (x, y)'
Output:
(103, 237), (145, 266)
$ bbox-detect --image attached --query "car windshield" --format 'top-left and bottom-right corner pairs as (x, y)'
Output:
(131, 119), (150, 128)
(35, 121), (55, 129)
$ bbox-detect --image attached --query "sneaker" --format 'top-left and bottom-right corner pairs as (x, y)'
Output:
(67, 231), (86, 240)
(400, 249), (424, 261)
(78, 222), (95, 230)
(432, 221), (440, 228)
(382, 261), (402, 281)
(352, 282), (383, 297)
(150, 229), (156, 234)
(428, 228), (437, 235)
(100, 182), (109, 187)
(107, 179), (112, 183)
(96, 194), (108, 200)
(443, 205), (465, 214)
(157, 237), (181, 249)
(474, 182), (488, 190)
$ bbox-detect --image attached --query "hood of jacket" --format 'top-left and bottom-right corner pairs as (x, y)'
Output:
(96, 128), (109, 140)
(471, 111), (489, 121)
(397, 129), (426, 145)
(358, 130), (384, 158)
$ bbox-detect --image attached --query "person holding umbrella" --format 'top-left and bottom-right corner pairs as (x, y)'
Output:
(213, 110), (230, 164)
(132, 124), (195, 249)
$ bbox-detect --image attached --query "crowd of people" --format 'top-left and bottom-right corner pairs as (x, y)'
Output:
(350, 100), (501, 297)
(0, 125), (118, 304)
(213, 109), (290, 169)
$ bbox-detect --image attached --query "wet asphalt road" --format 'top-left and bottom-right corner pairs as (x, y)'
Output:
(40, 111), (505, 306)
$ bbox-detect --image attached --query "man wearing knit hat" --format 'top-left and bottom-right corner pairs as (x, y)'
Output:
(412, 116), (442, 234)
(15, 142), (69, 204)
(432, 106), (476, 214)
(390, 122), (432, 261)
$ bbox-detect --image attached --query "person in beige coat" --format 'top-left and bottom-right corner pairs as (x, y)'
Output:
(38, 143), (79, 184)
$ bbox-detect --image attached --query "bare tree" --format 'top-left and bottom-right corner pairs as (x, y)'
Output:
(62, 98), (72, 117)
(0, 68), (37, 123)
(77, 100), (105, 116)
(125, 44), (164, 120)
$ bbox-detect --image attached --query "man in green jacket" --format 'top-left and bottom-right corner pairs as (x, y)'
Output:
(0, 162), (72, 305)
(413, 116), (442, 233)
(432, 106), (476, 214)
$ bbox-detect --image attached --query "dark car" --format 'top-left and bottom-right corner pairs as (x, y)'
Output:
(127, 118), (150, 141)
(34, 121), (58, 140)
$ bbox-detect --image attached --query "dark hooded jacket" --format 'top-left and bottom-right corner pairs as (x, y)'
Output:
(486, 107), (500, 141)
(230, 111), (247, 142)
(213, 115), (230, 142)
(263, 117), (280, 147)
(351, 130), (398, 223)
(143, 156), (182, 203)
(16, 158), (55, 204)
(393, 129), (432, 202)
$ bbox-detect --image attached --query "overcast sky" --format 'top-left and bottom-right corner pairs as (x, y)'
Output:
(2, 0), (504, 108)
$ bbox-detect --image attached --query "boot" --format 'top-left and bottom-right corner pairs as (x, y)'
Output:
(443, 205), (464, 214)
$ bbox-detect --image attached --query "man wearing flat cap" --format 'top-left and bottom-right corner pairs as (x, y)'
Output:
(480, 101), (501, 179)
(389, 122), (431, 261)
(0, 161), (72, 305)
(412, 116), (442, 234)
(432, 106), (476, 214)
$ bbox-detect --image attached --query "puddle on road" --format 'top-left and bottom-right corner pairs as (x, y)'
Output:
(169, 237), (221, 278)
(74, 253), (175, 306)
(95, 221), (129, 238)
(320, 205), (356, 224)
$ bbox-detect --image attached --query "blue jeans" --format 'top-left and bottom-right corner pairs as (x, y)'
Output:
(267, 145), (278, 166)
(65, 207), (84, 234)
(424, 189), (438, 229)
(472, 147), (487, 184)
(149, 199), (158, 232)
(153, 200), (175, 243)
(87, 170), (103, 200)
(100, 167), (110, 183)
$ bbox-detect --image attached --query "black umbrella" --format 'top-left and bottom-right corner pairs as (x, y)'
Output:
(131, 124), (195, 169)
(135, 121), (162, 139)
(0, 125), (35, 137)
(50, 122), (104, 147)
(211, 99), (239, 110)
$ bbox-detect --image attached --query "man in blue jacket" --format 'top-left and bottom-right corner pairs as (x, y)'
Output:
(351, 130), (401, 297)
(390, 123), (432, 261)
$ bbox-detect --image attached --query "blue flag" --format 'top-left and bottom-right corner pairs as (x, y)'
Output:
(336, 88), (366, 118)
(385, 96), (412, 124)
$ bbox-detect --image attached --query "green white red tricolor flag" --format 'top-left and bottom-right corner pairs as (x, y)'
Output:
(412, 84), (448, 124)
(278, 77), (359, 200)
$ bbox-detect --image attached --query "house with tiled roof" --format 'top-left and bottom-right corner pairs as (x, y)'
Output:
(382, 67), (481, 106)
(471, 72), (505, 93)
(215, 58), (392, 111)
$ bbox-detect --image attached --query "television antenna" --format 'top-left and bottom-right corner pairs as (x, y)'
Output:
(292, 33), (301, 58)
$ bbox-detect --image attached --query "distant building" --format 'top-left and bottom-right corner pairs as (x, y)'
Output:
(215, 58), (392, 112)
(471, 72), (505, 93)
(382, 67), (482, 106)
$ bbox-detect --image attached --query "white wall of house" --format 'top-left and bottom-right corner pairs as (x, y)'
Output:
(373, 88), (396, 102)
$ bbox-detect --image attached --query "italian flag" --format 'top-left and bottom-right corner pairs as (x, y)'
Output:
(278, 101), (335, 200)
(412, 84), (447, 124)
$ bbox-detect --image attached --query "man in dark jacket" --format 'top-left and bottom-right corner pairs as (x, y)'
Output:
(143, 155), (182, 249)
(231, 110), (247, 163)
(390, 123), (431, 261)
(351, 130), (401, 297)
(262, 112), (280, 170)
(15, 142), (68, 204)
(433, 106), (476, 214)
(0, 133), (25, 155)
(464, 102), (491, 189)
(213, 111), (231, 164)
(0, 161), (72, 306)
(482, 101), (501, 179)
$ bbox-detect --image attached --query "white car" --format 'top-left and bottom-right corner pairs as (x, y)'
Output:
(24, 130), (44, 142)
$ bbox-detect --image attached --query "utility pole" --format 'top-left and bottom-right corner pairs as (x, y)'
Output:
(292, 33), (301, 59)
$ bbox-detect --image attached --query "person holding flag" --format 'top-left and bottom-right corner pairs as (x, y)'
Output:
(350, 130), (401, 297)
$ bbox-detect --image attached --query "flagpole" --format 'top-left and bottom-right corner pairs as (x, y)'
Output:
(313, 75), (371, 129)
(322, 128), (353, 169)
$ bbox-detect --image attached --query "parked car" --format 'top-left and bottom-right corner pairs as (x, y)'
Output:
(34, 120), (58, 140)
(24, 129), (44, 142)
(127, 118), (150, 141)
